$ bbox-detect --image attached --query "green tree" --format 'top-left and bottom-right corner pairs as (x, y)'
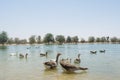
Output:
(55, 35), (65, 44)
(43, 33), (54, 44)
(106, 36), (109, 42)
(36, 35), (41, 44)
(14, 37), (20, 44)
(88, 36), (95, 43)
(7, 38), (14, 44)
(80, 38), (85, 43)
(0, 31), (8, 45)
(96, 37), (100, 42)
(72, 36), (79, 43)
(29, 35), (36, 44)
(110, 37), (118, 43)
(19, 39), (27, 44)
(66, 36), (72, 43)
(100, 37), (107, 42)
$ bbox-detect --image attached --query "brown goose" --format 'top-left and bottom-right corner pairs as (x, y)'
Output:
(40, 52), (48, 57)
(74, 54), (81, 64)
(44, 53), (61, 69)
(60, 59), (88, 72)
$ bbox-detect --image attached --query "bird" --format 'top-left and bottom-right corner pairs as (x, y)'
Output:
(74, 54), (81, 64)
(19, 53), (28, 58)
(40, 52), (48, 57)
(9, 53), (17, 56)
(60, 59), (88, 72)
(90, 51), (97, 54)
(43, 53), (61, 69)
(99, 50), (105, 53)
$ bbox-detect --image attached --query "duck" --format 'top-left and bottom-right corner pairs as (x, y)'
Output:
(60, 59), (88, 72)
(43, 53), (61, 69)
(19, 53), (28, 58)
(99, 50), (105, 53)
(90, 51), (97, 54)
(40, 52), (48, 57)
(74, 54), (81, 64)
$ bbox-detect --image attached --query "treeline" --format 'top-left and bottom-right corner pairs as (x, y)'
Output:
(0, 31), (120, 45)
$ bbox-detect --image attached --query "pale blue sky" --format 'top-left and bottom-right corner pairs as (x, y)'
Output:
(0, 0), (120, 40)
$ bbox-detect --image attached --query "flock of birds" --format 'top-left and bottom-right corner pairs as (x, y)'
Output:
(9, 46), (106, 72)
(90, 50), (106, 54)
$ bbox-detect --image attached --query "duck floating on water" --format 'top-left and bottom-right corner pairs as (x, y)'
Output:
(90, 51), (97, 54)
(99, 50), (105, 53)
(40, 52), (48, 57)
(9, 53), (17, 56)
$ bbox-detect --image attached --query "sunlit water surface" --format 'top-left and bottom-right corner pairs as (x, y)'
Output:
(0, 43), (120, 80)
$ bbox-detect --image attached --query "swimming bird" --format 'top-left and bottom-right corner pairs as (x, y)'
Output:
(74, 54), (81, 64)
(43, 53), (61, 69)
(60, 59), (88, 72)
(40, 52), (48, 57)
(90, 51), (97, 54)
(99, 50), (105, 53)
(9, 53), (17, 56)
(19, 53), (28, 58)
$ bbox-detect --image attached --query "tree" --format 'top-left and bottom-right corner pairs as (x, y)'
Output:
(106, 36), (109, 42)
(66, 36), (72, 43)
(0, 31), (8, 45)
(72, 36), (79, 43)
(55, 35), (65, 44)
(19, 39), (27, 44)
(36, 35), (41, 44)
(80, 38), (85, 43)
(7, 38), (14, 44)
(100, 36), (107, 42)
(96, 37), (100, 42)
(88, 36), (95, 43)
(14, 37), (20, 44)
(43, 33), (54, 44)
(110, 37), (118, 43)
(29, 35), (36, 44)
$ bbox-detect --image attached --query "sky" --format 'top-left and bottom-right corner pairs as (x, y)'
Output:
(0, 0), (120, 40)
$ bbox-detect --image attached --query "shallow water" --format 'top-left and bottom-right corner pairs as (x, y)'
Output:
(0, 43), (120, 80)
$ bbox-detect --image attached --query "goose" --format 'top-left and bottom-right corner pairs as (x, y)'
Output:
(74, 54), (81, 64)
(19, 53), (28, 58)
(90, 51), (97, 54)
(60, 59), (88, 72)
(9, 53), (17, 56)
(99, 50), (105, 53)
(44, 53), (61, 69)
(40, 52), (48, 57)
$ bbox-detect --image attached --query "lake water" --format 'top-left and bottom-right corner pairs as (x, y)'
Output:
(0, 43), (120, 80)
